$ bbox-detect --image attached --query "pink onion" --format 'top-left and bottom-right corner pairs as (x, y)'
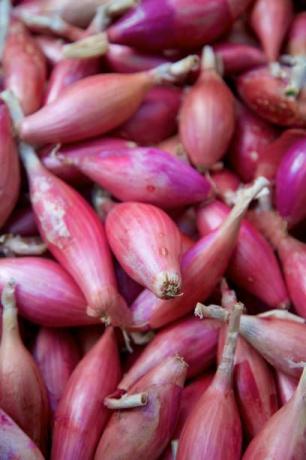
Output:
(0, 282), (49, 451)
(213, 42), (266, 75)
(276, 371), (298, 405)
(59, 146), (212, 209)
(3, 20), (46, 115)
(105, 44), (169, 73)
(51, 327), (121, 460)
(35, 35), (64, 65)
(0, 408), (44, 460)
(288, 12), (306, 56)
(197, 200), (289, 309)
(95, 355), (187, 460)
(250, 0), (293, 61)
(106, 202), (182, 298)
(119, 317), (220, 390)
(179, 47), (235, 170)
(243, 367), (306, 459)
(33, 328), (80, 417)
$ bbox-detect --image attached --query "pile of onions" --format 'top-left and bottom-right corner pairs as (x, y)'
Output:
(0, 0), (306, 458)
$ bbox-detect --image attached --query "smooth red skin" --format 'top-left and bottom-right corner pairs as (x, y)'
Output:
(35, 36), (63, 66)
(0, 409), (44, 460)
(278, 236), (306, 319)
(107, 0), (252, 52)
(0, 257), (97, 327)
(64, 147), (212, 209)
(105, 44), (169, 73)
(51, 327), (121, 460)
(218, 329), (278, 438)
(276, 371), (298, 405)
(237, 66), (306, 127)
(197, 201), (289, 309)
(250, 0), (293, 61)
(276, 137), (306, 227)
(20, 72), (154, 144)
(33, 328), (80, 417)
(214, 43), (266, 75)
(106, 202), (182, 296)
(288, 12), (306, 56)
(119, 317), (220, 390)
(0, 105), (20, 229)
(256, 129), (306, 181)
(0, 317), (49, 451)
(240, 315), (306, 379)
(3, 20), (46, 115)
(210, 169), (240, 196)
(3, 207), (38, 236)
(131, 212), (244, 330)
(116, 86), (182, 145)
(177, 383), (242, 460)
(26, 159), (130, 326)
(95, 356), (186, 460)
(228, 102), (278, 182)
(45, 58), (101, 104)
(180, 70), (235, 169)
(243, 381), (306, 460)
(40, 137), (132, 183)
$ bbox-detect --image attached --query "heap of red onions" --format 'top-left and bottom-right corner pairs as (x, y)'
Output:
(0, 0), (306, 457)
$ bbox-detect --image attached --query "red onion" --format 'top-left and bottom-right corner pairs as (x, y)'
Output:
(33, 328), (80, 417)
(106, 202), (182, 298)
(59, 146), (212, 208)
(243, 367), (306, 459)
(119, 317), (220, 390)
(213, 42), (266, 75)
(19, 56), (199, 145)
(276, 371), (298, 405)
(288, 12), (306, 56)
(130, 178), (268, 330)
(179, 47), (235, 170)
(0, 408), (44, 460)
(197, 201), (289, 309)
(116, 86), (182, 145)
(209, 169), (240, 204)
(250, 0), (293, 61)
(0, 257), (98, 327)
(35, 35), (64, 65)
(276, 135), (306, 227)
(3, 20), (46, 115)
(157, 135), (188, 163)
(237, 65), (306, 127)
(18, 146), (131, 326)
(255, 129), (306, 181)
(0, 104), (20, 228)
(0, 282), (49, 451)
(197, 305), (306, 379)
(228, 102), (278, 182)
(95, 355), (187, 460)
(177, 304), (243, 460)
(3, 207), (38, 236)
(250, 210), (306, 320)
(107, 0), (253, 51)
(52, 327), (121, 460)
(45, 58), (101, 104)
(105, 44), (169, 73)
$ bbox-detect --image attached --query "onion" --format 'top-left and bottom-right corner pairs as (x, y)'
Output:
(119, 317), (220, 390)
(213, 42), (266, 75)
(105, 44), (169, 73)
(250, 0), (293, 61)
(288, 12), (306, 56)
(51, 327), (121, 460)
(177, 304), (243, 460)
(35, 35), (64, 65)
(209, 169), (240, 204)
(33, 328), (80, 417)
(3, 20), (46, 115)
(276, 371), (298, 405)
(0, 408), (44, 460)
(179, 46), (235, 170)
(243, 367), (306, 459)
(3, 207), (38, 236)
(95, 355), (187, 460)
(0, 282), (49, 451)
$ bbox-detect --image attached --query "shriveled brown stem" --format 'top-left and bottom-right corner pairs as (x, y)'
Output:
(18, 12), (84, 41)
(104, 392), (148, 409)
(62, 32), (108, 58)
(195, 303), (229, 322)
(1, 280), (19, 339)
(151, 55), (200, 84)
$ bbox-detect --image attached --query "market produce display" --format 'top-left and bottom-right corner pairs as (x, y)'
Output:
(0, 0), (306, 458)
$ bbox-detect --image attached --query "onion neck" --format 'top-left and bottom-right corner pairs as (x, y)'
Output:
(150, 55), (200, 85)
(1, 281), (20, 342)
